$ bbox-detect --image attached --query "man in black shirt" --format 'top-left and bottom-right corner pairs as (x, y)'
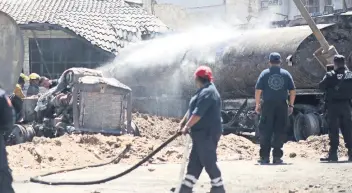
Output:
(319, 55), (352, 162)
(255, 52), (296, 164)
(179, 66), (225, 193)
(0, 88), (15, 193)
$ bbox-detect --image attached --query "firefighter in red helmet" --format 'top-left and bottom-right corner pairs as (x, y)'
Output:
(179, 66), (225, 193)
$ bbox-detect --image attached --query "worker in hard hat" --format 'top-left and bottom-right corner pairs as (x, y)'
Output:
(10, 73), (28, 122)
(26, 73), (41, 97)
(0, 87), (16, 193)
(255, 52), (296, 164)
(13, 73), (28, 99)
(179, 66), (225, 193)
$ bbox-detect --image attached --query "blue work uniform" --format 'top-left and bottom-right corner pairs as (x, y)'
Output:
(181, 83), (224, 192)
(255, 66), (295, 159)
(0, 89), (15, 193)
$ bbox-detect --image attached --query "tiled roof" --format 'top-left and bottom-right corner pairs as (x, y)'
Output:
(0, 0), (169, 54)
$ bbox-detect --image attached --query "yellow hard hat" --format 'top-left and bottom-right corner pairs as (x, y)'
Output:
(20, 73), (29, 81)
(29, 73), (40, 80)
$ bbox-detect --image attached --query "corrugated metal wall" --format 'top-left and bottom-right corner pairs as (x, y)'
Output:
(132, 97), (188, 118)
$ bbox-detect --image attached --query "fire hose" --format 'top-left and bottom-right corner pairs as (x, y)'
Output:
(30, 132), (181, 185)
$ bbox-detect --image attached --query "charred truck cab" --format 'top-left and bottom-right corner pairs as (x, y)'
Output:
(220, 12), (352, 141)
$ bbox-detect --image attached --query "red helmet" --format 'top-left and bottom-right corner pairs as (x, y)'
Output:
(194, 65), (213, 82)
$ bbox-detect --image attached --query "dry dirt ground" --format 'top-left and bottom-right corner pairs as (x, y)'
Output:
(13, 160), (352, 193)
(7, 113), (352, 192)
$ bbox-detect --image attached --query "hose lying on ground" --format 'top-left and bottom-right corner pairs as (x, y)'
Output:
(30, 132), (181, 185)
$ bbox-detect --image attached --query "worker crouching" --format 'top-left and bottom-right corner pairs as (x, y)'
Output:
(319, 55), (352, 162)
(179, 66), (225, 193)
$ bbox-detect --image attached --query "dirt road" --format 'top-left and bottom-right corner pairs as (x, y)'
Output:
(13, 159), (352, 193)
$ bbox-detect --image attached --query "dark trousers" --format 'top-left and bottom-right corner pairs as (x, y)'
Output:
(327, 101), (352, 152)
(183, 131), (222, 189)
(0, 135), (15, 193)
(259, 100), (288, 158)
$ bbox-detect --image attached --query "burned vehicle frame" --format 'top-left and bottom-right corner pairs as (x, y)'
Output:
(6, 68), (136, 145)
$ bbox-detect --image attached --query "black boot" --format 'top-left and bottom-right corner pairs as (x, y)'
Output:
(320, 150), (338, 162)
(273, 157), (283, 164)
(257, 157), (270, 164)
(171, 184), (193, 193)
(210, 186), (226, 193)
(178, 185), (193, 193)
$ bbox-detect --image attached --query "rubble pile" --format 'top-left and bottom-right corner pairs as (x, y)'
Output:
(132, 113), (182, 144)
(285, 135), (348, 159)
(6, 113), (350, 174)
(7, 114), (260, 173)
(218, 134), (259, 161)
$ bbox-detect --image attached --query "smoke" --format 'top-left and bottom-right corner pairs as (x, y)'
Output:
(99, 10), (276, 98)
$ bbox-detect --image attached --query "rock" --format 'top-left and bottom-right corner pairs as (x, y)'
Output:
(54, 140), (62, 146)
(289, 152), (297, 158)
(48, 156), (55, 162)
(309, 185), (314, 188)
(157, 157), (166, 162)
(288, 189), (298, 193)
(148, 167), (155, 172)
(338, 190), (346, 192)
(314, 185), (321, 188)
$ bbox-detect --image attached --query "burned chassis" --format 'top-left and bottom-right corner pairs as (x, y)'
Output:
(221, 89), (329, 141)
(6, 68), (136, 145)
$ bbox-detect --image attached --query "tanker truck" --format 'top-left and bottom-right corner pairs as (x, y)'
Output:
(216, 11), (352, 141)
(101, 9), (352, 141)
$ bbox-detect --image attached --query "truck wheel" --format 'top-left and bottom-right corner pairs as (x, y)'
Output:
(293, 113), (304, 141)
(293, 113), (320, 141)
(301, 113), (320, 139)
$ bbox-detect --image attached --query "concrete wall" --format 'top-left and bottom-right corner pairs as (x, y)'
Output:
(21, 30), (73, 75)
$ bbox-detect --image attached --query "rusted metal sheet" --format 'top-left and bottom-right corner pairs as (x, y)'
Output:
(80, 92), (124, 130)
(0, 11), (24, 94)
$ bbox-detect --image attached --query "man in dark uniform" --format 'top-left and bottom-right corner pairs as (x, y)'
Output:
(179, 66), (225, 193)
(0, 88), (16, 193)
(319, 55), (352, 162)
(255, 52), (296, 164)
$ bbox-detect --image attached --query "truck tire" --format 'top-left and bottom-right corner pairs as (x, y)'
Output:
(293, 113), (320, 141)
(293, 113), (304, 141)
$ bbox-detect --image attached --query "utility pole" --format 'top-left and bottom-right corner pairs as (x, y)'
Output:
(292, 0), (338, 69)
